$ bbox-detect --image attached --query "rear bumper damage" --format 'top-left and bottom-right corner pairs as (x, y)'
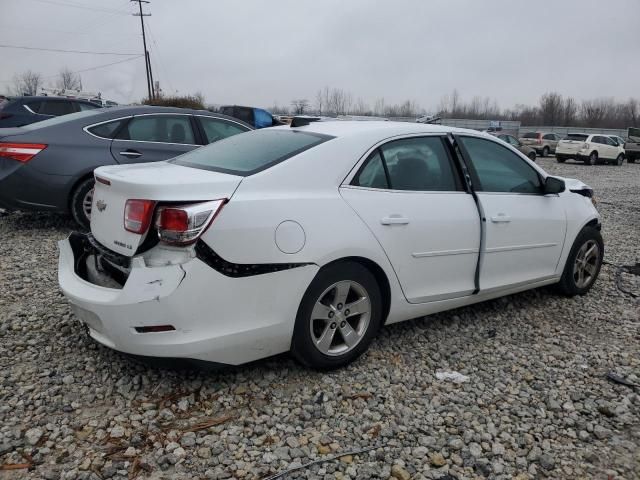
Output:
(58, 233), (319, 365)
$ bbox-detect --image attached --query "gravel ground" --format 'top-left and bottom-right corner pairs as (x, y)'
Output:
(0, 157), (638, 480)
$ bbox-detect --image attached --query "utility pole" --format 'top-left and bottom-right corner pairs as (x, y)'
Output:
(132, 0), (153, 101)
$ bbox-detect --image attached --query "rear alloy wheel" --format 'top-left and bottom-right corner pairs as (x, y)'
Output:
(586, 151), (597, 165)
(615, 154), (624, 166)
(556, 226), (603, 296)
(70, 177), (95, 230)
(542, 146), (550, 157)
(292, 262), (382, 369)
(528, 151), (537, 161)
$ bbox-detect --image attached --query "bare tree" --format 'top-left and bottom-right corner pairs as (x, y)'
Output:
(581, 98), (614, 128)
(291, 99), (309, 115)
(315, 89), (324, 115)
(12, 70), (43, 95)
(539, 92), (564, 125)
(56, 67), (82, 91)
(562, 97), (578, 126)
(623, 98), (638, 127)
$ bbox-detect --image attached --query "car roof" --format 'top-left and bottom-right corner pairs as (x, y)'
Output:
(283, 120), (472, 138)
(13, 96), (98, 103)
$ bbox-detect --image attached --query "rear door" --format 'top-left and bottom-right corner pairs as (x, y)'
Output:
(110, 114), (199, 164)
(340, 135), (480, 303)
(456, 135), (566, 292)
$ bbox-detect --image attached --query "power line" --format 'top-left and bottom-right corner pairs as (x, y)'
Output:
(0, 44), (140, 56)
(0, 55), (144, 85)
(28, 0), (130, 15)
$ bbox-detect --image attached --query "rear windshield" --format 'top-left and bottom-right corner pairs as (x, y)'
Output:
(172, 129), (333, 175)
(565, 134), (588, 141)
(628, 127), (640, 142)
(21, 109), (104, 130)
(522, 132), (539, 138)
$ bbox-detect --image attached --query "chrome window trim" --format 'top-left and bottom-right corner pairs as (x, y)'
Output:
(23, 104), (36, 114)
(83, 112), (208, 146)
(193, 114), (252, 132)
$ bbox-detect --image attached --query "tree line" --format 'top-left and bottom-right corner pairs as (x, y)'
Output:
(278, 87), (639, 129)
(10, 68), (82, 96)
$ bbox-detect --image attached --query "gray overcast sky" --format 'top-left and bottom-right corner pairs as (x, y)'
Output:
(2, 0), (639, 111)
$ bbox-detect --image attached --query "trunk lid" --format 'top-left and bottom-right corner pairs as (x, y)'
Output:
(557, 139), (583, 154)
(90, 161), (243, 256)
(0, 127), (27, 139)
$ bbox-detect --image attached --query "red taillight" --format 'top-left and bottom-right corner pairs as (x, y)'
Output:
(156, 199), (225, 245)
(0, 142), (47, 163)
(124, 199), (156, 234)
(159, 208), (189, 232)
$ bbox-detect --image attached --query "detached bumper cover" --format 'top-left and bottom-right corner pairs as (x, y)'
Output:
(58, 236), (319, 364)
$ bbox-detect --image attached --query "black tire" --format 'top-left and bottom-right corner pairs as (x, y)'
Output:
(291, 261), (383, 370)
(556, 156), (566, 163)
(528, 152), (537, 161)
(586, 151), (597, 165)
(628, 157), (636, 164)
(70, 177), (95, 230)
(615, 154), (624, 166)
(542, 146), (550, 157)
(555, 225), (603, 296)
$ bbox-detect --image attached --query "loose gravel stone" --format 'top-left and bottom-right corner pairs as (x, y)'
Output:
(0, 159), (639, 479)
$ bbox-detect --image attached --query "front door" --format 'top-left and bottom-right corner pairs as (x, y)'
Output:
(341, 135), (480, 303)
(110, 114), (199, 164)
(456, 135), (566, 292)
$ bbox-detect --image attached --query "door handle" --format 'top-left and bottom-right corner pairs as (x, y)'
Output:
(490, 214), (511, 223)
(381, 215), (409, 225)
(119, 149), (142, 158)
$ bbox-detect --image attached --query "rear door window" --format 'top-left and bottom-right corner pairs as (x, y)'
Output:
(117, 115), (195, 144)
(198, 117), (250, 144)
(522, 132), (539, 139)
(76, 101), (99, 111)
(172, 129), (332, 175)
(39, 100), (75, 116)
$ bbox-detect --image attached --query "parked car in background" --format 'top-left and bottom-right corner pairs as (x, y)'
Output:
(58, 121), (602, 369)
(519, 132), (562, 157)
(0, 106), (252, 227)
(219, 105), (283, 128)
(556, 133), (625, 166)
(492, 133), (537, 161)
(624, 127), (640, 163)
(0, 96), (101, 127)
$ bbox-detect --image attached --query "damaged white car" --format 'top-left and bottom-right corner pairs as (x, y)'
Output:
(58, 121), (603, 369)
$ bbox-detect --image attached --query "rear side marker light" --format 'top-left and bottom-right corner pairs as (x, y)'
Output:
(156, 199), (226, 245)
(124, 199), (156, 234)
(0, 142), (47, 162)
(134, 325), (176, 333)
(95, 176), (111, 186)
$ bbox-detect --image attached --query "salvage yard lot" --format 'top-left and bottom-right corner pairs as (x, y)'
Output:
(0, 158), (638, 480)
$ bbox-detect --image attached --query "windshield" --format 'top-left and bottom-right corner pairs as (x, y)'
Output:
(565, 134), (588, 141)
(21, 109), (105, 130)
(172, 129), (333, 176)
(522, 132), (539, 139)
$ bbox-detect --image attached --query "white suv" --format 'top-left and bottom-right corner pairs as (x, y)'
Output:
(556, 133), (625, 166)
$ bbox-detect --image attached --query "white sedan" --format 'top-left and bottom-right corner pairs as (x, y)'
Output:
(58, 121), (603, 369)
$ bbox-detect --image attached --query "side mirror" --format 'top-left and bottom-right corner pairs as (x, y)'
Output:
(544, 176), (565, 194)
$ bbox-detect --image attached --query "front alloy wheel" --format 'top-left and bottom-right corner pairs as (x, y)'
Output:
(587, 152), (597, 165)
(556, 225), (603, 296)
(292, 261), (382, 369)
